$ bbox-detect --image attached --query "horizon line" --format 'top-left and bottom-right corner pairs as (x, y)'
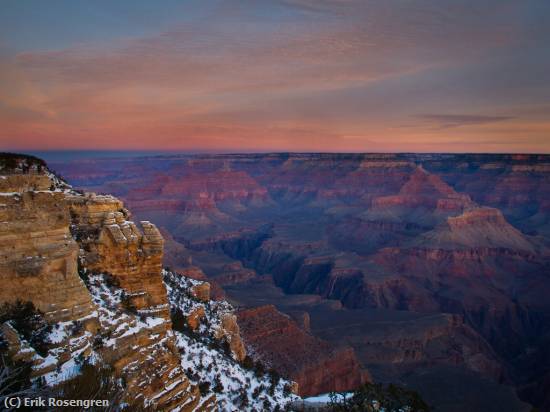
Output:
(9, 149), (550, 156)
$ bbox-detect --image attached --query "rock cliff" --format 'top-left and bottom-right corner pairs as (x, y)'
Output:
(0, 154), (204, 410)
(50, 152), (550, 410)
(0, 175), (94, 322)
(67, 193), (170, 317)
(237, 305), (369, 397)
(0, 154), (297, 411)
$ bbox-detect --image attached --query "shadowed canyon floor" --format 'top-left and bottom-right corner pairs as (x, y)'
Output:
(52, 153), (550, 411)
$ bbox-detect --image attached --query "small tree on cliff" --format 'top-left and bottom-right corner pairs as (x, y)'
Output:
(239, 389), (249, 408)
(0, 356), (44, 411)
(198, 381), (210, 396)
(213, 374), (224, 393)
(120, 292), (137, 314)
(253, 360), (265, 377)
(241, 355), (254, 370)
(269, 368), (281, 387)
(283, 383), (292, 397)
(0, 301), (52, 356)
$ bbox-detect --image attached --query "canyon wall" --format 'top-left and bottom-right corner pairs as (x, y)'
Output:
(0, 156), (206, 411)
(237, 305), (369, 397)
(51, 152), (550, 410)
(0, 174), (94, 322)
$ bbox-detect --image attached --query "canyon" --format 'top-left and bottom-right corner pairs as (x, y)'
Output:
(49, 152), (550, 411)
(0, 153), (298, 411)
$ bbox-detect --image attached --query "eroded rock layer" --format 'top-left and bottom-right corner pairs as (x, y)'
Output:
(0, 177), (93, 322)
(237, 305), (369, 397)
(51, 152), (550, 410)
(0, 155), (205, 411)
(67, 194), (170, 317)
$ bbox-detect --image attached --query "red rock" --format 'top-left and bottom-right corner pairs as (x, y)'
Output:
(191, 283), (211, 302)
(237, 305), (369, 396)
(187, 306), (206, 330)
(50, 153), (550, 410)
(371, 166), (473, 210)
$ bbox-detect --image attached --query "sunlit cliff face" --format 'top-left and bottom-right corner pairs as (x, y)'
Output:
(1, 0), (550, 153)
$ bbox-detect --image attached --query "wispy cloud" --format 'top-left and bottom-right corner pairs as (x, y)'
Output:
(0, 0), (549, 153)
(416, 114), (515, 129)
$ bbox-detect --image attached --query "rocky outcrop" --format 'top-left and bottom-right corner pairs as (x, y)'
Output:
(0, 322), (63, 377)
(161, 270), (298, 410)
(0, 156), (205, 411)
(0, 182), (94, 322)
(237, 305), (369, 397)
(215, 313), (246, 362)
(176, 266), (226, 301)
(65, 197), (207, 410)
(287, 310), (311, 332)
(162, 270), (247, 362)
(186, 307), (206, 330)
(0, 174), (52, 192)
(436, 208), (538, 252)
(370, 166), (473, 214)
(85, 274), (205, 411)
(67, 194), (169, 318)
(190, 283), (211, 303)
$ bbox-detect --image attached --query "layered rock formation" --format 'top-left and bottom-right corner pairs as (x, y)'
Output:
(162, 270), (299, 410)
(162, 270), (246, 362)
(237, 305), (368, 397)
(86, 273), (207, 411)
(0, 154), (307, 411)
(51, 152), (550, 410)
(67, 193), (170, 317)
(0, 155), (207, 410)
(308, 308), (504, 382)
(416, 207), (538, 252)
(0, 175), (93, 322)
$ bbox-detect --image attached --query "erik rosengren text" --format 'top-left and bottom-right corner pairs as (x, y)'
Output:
(3, 397), (109, 409)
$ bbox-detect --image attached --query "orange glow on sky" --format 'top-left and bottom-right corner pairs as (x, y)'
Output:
(1, 1), (549, 153)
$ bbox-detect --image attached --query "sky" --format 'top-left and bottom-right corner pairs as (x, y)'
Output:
(1, 0), (549, 153)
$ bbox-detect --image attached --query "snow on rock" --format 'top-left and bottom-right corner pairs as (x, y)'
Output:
(163, 269), (233, 337)
(163, 269), (300, 411)
(3, 249), (299, 410)
(85, 273), (170, 349)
